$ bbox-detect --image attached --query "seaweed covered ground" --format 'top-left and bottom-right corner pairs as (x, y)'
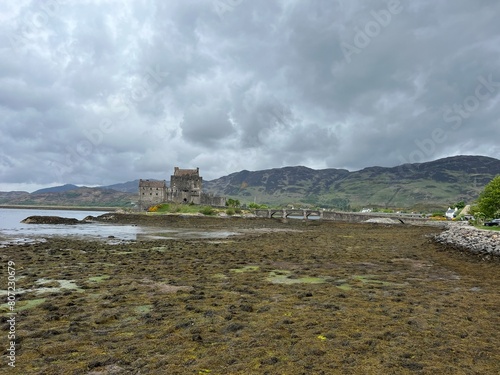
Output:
(1, 217), (499, 374)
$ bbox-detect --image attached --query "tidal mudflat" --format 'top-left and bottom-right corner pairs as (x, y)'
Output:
(1, 217), (499, 374)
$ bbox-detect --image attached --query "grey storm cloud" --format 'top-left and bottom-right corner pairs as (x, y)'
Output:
(181, 103), (234, 144)
(0, 0), (499, 191)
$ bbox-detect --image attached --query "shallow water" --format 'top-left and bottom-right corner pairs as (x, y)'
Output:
(0, 208), (238, 244)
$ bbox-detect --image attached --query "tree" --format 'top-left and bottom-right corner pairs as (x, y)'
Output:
(474, 175), (500, 218)
(226, 198), (240, 208)
(248, 202), (268, 209)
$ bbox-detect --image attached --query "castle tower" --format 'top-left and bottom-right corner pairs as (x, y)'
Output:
(170, 167), (202, 204)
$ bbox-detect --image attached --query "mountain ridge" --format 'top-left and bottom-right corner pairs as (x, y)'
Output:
(1, 155), (499, 211)
(203, 155), (500, 211)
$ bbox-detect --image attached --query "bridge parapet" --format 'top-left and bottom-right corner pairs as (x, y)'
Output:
(253, 209), (323, 219)
(253, 209), (429, 224)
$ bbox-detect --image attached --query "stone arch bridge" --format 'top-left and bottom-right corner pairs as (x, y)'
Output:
(253, 209), (429, 224)
(254, 209), (323, 219)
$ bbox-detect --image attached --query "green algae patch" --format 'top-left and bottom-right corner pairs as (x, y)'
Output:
(352, 275), (405, 287)
(212, 273), (228, 280)
(35, 278), (83, 294)
(336, 283), (353, 291)
(267, 270), (328, 284)
(230, 265), (260, 273)
(135, 305), (152, 314)
(334, 279), (352, 291)
(0, 278), (83, 297)
(88, 275), (111, 283)
(18, 298), (47, 311)
(0, 298), (47, 312)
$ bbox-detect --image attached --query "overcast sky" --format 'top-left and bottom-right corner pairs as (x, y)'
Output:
(1, 0), (500, 192)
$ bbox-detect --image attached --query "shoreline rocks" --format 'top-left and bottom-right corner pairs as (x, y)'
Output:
(434, 222), (500, 257)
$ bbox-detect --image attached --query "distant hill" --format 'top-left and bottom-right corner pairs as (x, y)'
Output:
(1, 155), (499, 211)
(33, 184), (80, 194)
(203, 155), (500, 211)
(104, 179), (169, 192)
(0, 187), (136, 208)
(104, 180), (140, 193)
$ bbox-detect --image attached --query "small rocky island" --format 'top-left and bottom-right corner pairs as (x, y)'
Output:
(21, 216), (88, 225)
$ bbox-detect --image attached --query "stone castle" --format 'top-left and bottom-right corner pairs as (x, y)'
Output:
(139, 167), (226, 210)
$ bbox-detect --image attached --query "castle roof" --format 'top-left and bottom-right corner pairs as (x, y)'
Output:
(173, 167), (199, 177)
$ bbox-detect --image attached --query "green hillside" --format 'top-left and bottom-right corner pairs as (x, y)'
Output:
(203, 155), (500, 212)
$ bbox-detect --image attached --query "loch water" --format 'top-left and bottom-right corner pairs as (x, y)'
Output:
(0, 208), (236, 245)
(0, 208), (141, 243)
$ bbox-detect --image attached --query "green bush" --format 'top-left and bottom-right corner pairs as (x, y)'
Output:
(248, 203), (268, 209)
(471, 211), (486, 226)
(226, 208), (235, 216)
(226, 198), (241, 208)
(200, 206), (215, 216)
(158, 204), (170, 212)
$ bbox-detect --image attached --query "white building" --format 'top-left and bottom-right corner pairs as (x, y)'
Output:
(445, 207), (458, 219)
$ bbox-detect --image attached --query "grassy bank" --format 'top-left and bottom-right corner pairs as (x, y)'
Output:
(146, 203), (245, 216)
(477, 225), (500, 231)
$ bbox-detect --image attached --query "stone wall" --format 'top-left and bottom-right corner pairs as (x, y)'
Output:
(166, 188), (201, 205)
(434, 222), (500, 257)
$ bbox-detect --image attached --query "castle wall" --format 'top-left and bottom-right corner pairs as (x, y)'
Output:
(200, 193), (226, 207)
(167, 188), (201, 204)
(138, 179), (167, 210)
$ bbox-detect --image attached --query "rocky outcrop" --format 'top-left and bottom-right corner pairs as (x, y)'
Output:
(21, 216), (86, 225)
(434, 222), (500, 257)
